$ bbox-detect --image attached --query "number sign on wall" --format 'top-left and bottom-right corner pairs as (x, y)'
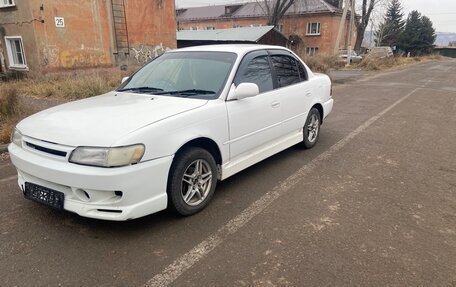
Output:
(55, 17), (65, 28)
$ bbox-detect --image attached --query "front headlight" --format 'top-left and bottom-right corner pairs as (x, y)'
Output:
(11, 128), (23, 147)
(69, 144), (145, 167)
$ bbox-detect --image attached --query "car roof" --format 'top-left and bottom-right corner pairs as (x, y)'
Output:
(168, 44), (291, 56)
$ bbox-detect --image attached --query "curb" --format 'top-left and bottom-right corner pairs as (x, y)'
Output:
(0, 144), (9, 153)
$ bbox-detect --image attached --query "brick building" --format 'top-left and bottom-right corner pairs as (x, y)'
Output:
(176, 0), (356, 55)
(0, 0), (176, 73)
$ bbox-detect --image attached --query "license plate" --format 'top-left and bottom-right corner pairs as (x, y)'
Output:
(24, 182), (65, 210)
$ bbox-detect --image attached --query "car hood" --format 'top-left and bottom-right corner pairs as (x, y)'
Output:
(17, 91), (208, 147)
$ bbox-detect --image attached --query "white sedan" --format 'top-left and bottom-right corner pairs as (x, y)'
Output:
(9, 45), (333, 221)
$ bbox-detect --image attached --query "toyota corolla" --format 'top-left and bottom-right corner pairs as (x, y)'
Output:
(8, 45), (333, 220)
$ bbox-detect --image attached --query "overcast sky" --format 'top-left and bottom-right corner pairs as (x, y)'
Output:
(175, 0), (456, 33)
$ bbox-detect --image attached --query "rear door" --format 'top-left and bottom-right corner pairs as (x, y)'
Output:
(268, 50), (313, 136)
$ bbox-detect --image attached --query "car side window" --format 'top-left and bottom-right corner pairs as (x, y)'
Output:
(235, 55), (273, 93)
(270, 55), (301, 87)
(297, 61), (308, 81)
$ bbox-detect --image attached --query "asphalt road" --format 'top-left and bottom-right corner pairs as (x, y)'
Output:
(1, 59), (455, 286)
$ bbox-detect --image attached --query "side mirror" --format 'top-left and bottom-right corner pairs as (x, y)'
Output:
(121, 76), (129, 84)
(229, 83), (259, 100)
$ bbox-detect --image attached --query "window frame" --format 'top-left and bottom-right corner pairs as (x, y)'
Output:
(276, 24), (284, 32)
(0, 0), (15, 8)
(4, 36), (28, 70)
(233, 49), (274, 95)
(306, 22), (321, 36)
(305, 47), (319, 56)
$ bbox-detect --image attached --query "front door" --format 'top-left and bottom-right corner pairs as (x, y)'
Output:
(226, 50), (282, 161)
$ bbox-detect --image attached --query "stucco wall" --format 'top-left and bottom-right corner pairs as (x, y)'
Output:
(124, 0), (177, 65)
(0, 0), (177, 71)
(0, 1), (39, 70)
(29, 0), (114, 70)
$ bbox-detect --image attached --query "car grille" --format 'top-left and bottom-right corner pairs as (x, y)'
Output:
(25, 141), (67, 157)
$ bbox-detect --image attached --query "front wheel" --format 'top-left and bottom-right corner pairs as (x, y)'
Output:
(167, 147), (217, 216)
(300, 107), (321, 149)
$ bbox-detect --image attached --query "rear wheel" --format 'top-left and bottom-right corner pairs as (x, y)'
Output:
(167, 147), (217, 216)
(300, 107), (321, 149)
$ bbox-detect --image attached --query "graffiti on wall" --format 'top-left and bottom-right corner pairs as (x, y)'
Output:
(42, 45), (60, 66)
(130, 43), (170, 64)
(40, 43), (171, 68)
(59, 50), (109, 68)
(41, 44), (110, 68)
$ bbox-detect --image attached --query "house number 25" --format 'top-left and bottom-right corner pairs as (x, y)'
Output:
(55, 17), (65, 28)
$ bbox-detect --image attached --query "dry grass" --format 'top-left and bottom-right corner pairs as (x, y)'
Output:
(301, 54), (345, 74)
(20, 70), (121, 100)
(357, 54), (443, 71)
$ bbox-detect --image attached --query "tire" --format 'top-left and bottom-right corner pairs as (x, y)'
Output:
(167, 147), (217, 216)
(300, 107), (321, 149)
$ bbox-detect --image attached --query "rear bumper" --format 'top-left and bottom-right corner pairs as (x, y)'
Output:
(322, 97), (334, 120)
(8, 143), (173, 221)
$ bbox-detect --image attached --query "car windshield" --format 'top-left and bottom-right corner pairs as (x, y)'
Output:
(118, 51), (237, 99)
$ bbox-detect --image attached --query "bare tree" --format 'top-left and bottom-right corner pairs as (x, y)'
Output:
(354, 0), (384, 51)
(374, 21), (392, 46)
(257, 0), (296, 26)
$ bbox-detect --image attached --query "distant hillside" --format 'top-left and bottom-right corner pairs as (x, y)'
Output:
(363, 31), (456, 47)
(435, 32), (456, 46)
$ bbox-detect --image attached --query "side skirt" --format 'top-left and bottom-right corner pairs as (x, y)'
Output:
(220, 129), (303, 180)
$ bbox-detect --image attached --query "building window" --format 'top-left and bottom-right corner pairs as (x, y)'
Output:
(276, 24), (283, 32)
(306, 22), (321, 35)
(306, 47), (319, 56)
(0, 0), (15, 8)
(4, 36), (27, 69)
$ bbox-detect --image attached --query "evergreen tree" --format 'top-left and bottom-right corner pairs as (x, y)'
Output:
(375, 0), (405, 48)
(398, 10), (422, 55)
(399, 11), (436, 55)
(419, 16), (436, 54)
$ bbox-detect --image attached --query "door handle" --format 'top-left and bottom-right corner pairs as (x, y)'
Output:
(305, 90), (311, 97)
(271, 101), (280, 108)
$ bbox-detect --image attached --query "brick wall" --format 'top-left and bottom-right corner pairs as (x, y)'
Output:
(178, 13), (356, 55)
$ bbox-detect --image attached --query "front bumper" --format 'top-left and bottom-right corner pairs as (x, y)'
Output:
(8, 143), (173, 221)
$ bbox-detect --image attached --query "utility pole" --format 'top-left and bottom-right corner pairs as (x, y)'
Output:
(334, 0), (350, 54)
(347, 0), (355, 65)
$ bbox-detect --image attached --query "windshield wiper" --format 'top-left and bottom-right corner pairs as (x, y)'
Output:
(155, 89), (216, 97)
(117, 86), (164, 93)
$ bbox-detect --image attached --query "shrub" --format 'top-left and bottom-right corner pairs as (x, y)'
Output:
(0, 86), (23, 144)
(0, 86), (19, 118)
